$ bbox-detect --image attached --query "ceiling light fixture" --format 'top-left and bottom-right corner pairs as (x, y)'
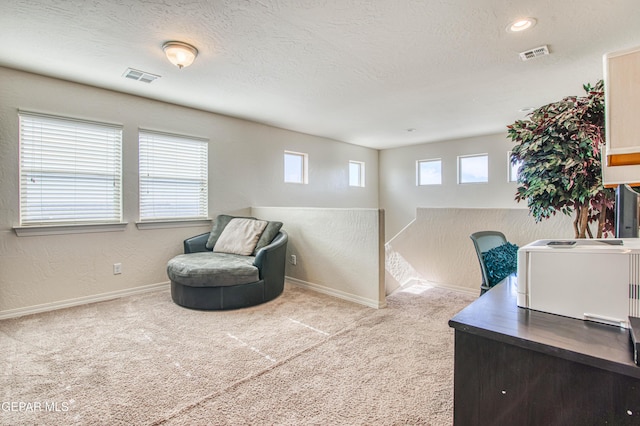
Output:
(162, 41), (198, 69)
(507, 17), (537, 33)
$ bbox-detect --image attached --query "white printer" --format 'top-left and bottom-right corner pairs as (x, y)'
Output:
(517, 238), (640, 328)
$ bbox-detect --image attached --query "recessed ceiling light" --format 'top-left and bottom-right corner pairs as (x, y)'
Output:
(407, 128), (416, 132)
(507, 17), (537, 33)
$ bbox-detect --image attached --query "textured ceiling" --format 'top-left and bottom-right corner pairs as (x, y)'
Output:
(1, 0), (639, 149)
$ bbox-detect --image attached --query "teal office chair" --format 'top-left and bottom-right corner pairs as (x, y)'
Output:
(470, 231), (508, 295)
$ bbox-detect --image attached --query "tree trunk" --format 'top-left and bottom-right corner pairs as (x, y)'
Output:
(576, 204), (590, 238)
(573, 209), (580, 238)
(597, 207), (607, 238)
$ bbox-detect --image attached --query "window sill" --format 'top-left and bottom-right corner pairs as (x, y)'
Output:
(14, 222), (128, 237)
(136, 218), (212, 230)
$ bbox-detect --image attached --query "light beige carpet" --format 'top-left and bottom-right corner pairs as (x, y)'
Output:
(0, 282), (476, 425)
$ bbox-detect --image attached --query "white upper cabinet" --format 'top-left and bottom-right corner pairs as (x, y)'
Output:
(603, 45), (640, 186)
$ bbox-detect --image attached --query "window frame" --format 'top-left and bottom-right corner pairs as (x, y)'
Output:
(508, 151), (522, 183)
(17, 111), (123, 233)
(458, 153), (489, 184)
(349, 160), (365, 187)
(416, 158), (443, 186)
(284, 150), (309, 184)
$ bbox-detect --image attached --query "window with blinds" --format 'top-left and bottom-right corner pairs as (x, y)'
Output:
(139, 130), (208, 221)
(19, 112), (123, 226)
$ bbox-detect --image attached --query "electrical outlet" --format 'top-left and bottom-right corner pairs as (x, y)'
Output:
(113, 263), (122, 275)
(289, 254), (297, 265)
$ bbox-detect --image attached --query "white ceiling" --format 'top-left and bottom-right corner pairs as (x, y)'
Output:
(1, 0), (639, 150)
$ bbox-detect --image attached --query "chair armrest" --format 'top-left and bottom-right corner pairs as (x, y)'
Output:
(184, 233), (211, 254)
(253, 231), (288, 273)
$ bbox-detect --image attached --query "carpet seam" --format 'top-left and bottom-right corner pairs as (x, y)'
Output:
(149, 308), (380, 425)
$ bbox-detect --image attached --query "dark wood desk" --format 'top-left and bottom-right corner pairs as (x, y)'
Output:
(448, 276), (640, 425)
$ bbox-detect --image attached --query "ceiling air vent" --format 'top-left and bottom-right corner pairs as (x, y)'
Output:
(122, 68), (161, 83)
(519, 45), (550, 61)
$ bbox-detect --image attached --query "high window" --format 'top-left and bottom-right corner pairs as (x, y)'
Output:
(139, 130), (208, 221)
(458, 154), (488, 184)
(284, 151), (308, 184)
(349, 161), (365, 187)
(417, 159), (442, 185)
(19, 112), (122, 226)
(508, 151), (522, 182)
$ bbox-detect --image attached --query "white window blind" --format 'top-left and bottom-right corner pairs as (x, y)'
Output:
(139, 130), (208, 221)
(19, 112), (123, 225)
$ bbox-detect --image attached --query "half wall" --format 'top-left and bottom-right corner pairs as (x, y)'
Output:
(386, 208), (575, 294)
(252, 207), (386, 308)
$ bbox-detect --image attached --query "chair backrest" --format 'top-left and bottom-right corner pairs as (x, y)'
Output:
(470, 231), (507, 254)
(470, 231), (508, 293)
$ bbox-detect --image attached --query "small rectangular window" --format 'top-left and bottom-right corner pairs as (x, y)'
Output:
(284, 151), (308, 184)
(458, 154), (488, 184)
(139, 130), (208, 221)
(508, 151), (522, 182)
(349, 161), (365, 187)
(19, 112), (122, 225)
(417, 159), (442, 185)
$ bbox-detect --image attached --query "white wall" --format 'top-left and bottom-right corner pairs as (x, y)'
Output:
(379, 133), (520, 239)
(252, 207), (385, 308)
(378, 132), (579, 294)
(386, 208), (575, 294)
(0, 67), (379, 316)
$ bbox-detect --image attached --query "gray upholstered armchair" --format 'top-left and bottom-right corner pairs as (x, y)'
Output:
(168, 215), (288, 310)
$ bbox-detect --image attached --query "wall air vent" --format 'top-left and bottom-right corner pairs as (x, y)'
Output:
(519, 45), (550, 61)
(122, 68), (161, 83)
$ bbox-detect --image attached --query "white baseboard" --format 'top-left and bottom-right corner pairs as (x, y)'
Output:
(286, 277), (386, 309)
(431, 282), (479, 296)
(0, 281), (170, 320)
(392, 278), (479, 297)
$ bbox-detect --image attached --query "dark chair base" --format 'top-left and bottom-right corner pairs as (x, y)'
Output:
(170, 280), (284, 310)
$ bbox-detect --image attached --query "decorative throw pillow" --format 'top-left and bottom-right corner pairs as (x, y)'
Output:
(252, 221), (283, 255)
(205, 214), (255, 250)
(483, 242), (519, 287)
(213, 218), (268, 256)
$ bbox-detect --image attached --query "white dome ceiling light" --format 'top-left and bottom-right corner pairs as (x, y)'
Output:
(163, 41), (199, 69)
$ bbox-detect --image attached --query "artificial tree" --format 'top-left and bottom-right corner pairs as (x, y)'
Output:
(507, 80), (614, 238)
